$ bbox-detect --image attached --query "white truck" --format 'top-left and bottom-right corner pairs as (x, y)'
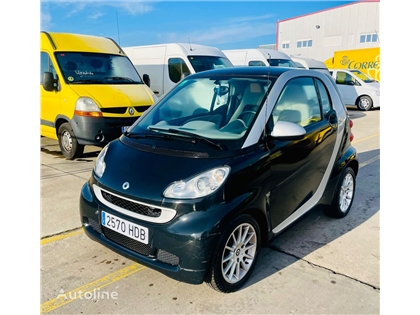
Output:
(329, 69), (380, 111)
(123, 43), (233, 97)
(222, 48), (298, 68)
(290, 54), (330, 76)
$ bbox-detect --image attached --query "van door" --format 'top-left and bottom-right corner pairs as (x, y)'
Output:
(334, 70), (359, 105)
(40, 51), (60, 139)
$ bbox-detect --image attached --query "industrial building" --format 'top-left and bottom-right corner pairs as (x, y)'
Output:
(274, 0), (380, 62)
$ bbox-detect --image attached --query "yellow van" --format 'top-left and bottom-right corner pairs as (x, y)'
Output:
(40, 31), (157, 159)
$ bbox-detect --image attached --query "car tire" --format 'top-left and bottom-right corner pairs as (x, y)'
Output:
(58, 122), (84, 160)
(324, 167), (356, 218)
(206, 214), (260, 293)
(357, 95), (373, 111)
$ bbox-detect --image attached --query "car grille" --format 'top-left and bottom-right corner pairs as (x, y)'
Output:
(101, 105), (151, 114)
(102, 226), (152, 256)
(101, 190), (162, 218)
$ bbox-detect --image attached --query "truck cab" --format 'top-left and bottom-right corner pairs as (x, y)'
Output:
(40, 32), (157, 159)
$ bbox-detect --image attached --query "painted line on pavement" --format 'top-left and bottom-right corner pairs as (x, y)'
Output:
(40, 228), (83, 246)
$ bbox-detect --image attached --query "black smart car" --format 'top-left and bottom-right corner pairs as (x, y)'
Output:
(80, 67), (358, 293)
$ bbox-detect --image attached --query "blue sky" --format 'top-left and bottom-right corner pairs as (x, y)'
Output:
(40, 0), (356, 50)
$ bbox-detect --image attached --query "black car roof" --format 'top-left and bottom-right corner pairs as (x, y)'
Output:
(188, 66), (298, 79)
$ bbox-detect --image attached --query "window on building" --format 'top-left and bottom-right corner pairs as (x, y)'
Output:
(360, 33), (378, 43)
(282, 43), (290, 49)
(296, 40), (313, 48)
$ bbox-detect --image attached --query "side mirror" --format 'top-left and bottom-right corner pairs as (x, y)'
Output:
(42, 72), (57, 92)
(271, 120), (306, 140)
(142, 74), (150, 87)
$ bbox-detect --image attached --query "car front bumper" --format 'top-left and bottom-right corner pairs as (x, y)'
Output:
(79, 181), (223, 285)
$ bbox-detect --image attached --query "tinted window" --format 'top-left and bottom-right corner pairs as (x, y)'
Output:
(315, 79), (332, 115)
(168, 58), (191, 83)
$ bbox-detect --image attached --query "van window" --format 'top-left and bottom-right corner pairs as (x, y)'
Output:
(249, 60), (266, 66)
(335, 71), (360, 86)
(40, 52), (57, 84)
(267, 59), (298, 68)
(168, 58), (191, 83)
(54, 52), (142, 84)
(188, 56), (233, 72)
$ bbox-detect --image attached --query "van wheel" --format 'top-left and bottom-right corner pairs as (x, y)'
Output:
(357, 96), (373, 111)
(58, 123), (84, 159)
(323, 167), (356, 218)
(206, 214), (260, 293)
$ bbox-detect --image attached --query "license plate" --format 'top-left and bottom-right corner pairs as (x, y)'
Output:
(101, 211), (149, 244)
(121, 126), (130, 133)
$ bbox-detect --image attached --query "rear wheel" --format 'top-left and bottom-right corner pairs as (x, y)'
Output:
(357, 95), (373, 111)
(324, 167), (356, 218)
(58, 123), (84, 159)
(206, 214), (260, 293)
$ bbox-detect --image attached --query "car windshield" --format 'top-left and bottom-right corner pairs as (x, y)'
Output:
(267, 59), (298, 67)
(128, 75), (273, 151)
(187, 56), (233, 72)
(349, 70), (377, 83)
(55, 52), (143, 84)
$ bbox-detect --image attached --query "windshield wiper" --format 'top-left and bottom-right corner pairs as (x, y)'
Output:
(71, 79), (104, 84)
(123, 131), (195, 143)
(148, 126), (224, 151)
(104, 76), (135, 82)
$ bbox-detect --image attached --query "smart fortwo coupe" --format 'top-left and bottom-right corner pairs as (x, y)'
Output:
(80, 67), (358, 293)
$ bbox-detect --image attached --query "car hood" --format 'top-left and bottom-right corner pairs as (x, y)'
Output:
(68, 84), (154, 107)
(96, 139), (232, 203)
(365, 82), (380, 90)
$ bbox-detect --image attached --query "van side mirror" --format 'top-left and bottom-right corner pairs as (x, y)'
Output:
(42, 72), (57, 92)
(142, 74), (150, 87)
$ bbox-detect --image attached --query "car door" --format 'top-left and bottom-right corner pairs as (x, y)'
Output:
(334, 70), (359, 105)
(268, 76), (338, 228)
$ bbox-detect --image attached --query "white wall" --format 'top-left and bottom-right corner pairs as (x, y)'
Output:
(276, 1), (380, 61)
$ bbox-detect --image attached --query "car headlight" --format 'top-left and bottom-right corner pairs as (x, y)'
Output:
(94, 144), (109, 178)
(163, 166), (230, 199)
(75, 97), (102, 117)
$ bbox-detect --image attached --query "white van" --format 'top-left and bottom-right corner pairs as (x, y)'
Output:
(123, 43), (233, 97)
(290, 54), (330, 76)
(329, 69), (380, 111)
(222, 48), (298, 68)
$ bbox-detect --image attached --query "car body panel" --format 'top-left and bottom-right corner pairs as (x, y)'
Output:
(80, 66), (358, 288)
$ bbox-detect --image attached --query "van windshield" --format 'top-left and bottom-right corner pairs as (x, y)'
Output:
(349, 69), (377, 83)
(267, 59), (298, 67)
(55, 52), (143, 84)
(187, 56), (233, 73)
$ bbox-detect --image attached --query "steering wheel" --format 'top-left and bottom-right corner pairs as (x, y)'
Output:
(238, 111), (257, 126)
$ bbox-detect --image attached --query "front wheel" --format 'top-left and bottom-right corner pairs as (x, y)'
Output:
(357, 95), (373, 111)
(206, 214), (260, 293)
(323, 167), (356, 218)
(58, 123), (84, 159)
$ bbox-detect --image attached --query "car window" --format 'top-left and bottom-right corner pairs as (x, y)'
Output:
(272, 77), (321, 127)
(248, 60), (265, 66)
(315, 78), (332, 116)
